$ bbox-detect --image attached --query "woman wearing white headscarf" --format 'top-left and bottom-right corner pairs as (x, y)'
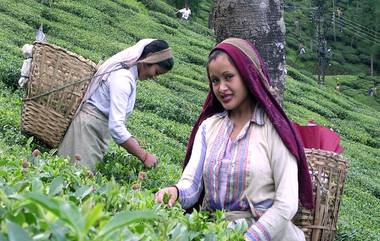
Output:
(58, 39), (174, 171)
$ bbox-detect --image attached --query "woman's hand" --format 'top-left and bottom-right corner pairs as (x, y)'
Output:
(143, 152), (158, 168)
(121, 138), (158, 168)
(155, 186), (178, 208)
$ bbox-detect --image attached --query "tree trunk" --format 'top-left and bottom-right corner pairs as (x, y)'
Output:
(210, 0), (286, 104)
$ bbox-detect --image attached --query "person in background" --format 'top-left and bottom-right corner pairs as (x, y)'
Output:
(155, 38), (313, 241)
(336, 82), (341, 92)
(58, 39), (174, 171)
(299, 42), (306, 55)
(336, 8), (343, 32)
(368, 87), (373, 96)
(176, 4), (191, 21)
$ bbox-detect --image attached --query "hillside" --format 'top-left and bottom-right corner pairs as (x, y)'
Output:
(0, 0), (379, 240)
(284, 0), (379, 75)
(284, 0), (380, 110)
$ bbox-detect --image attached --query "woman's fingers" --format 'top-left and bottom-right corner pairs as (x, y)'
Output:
(154, 187), (178, 207)
(144, 153), (158, 168)
(155, 189), (165, 203)
(168, 194), (177, 208)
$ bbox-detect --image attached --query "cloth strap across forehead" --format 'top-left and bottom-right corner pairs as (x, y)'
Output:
(222, 38), (262, 73)
(221, 38), (272, 91)
(138, 47), (173, 64)
(76, 38), (158, 116)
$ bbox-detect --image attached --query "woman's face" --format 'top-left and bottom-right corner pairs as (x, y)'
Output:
(208, 53), (251, 112)
(138, 63), (167, 80)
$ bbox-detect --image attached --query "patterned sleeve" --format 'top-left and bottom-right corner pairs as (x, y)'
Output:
(244, 119), (299, 241)
(176, 122), (207, 209)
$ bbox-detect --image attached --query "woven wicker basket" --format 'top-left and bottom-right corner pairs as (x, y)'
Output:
(293, 148), (349, 241)
(21, 42), (97, 148)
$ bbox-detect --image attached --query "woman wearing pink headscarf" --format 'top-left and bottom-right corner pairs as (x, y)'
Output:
(156, 38), (313, 241)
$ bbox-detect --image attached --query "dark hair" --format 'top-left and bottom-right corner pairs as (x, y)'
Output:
(140, 39), (174, 71)
(206, 50), (234, 72)
(208, 50), (226, 64)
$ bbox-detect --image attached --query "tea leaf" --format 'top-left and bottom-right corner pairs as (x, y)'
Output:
(6, 220), (33, 241)
(97, 210), (158, 237)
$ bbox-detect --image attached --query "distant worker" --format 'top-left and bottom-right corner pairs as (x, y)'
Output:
(336, 83), (341, 92)
(368, 87), (374, 96)
(299, 42), (306, 55)
(176, 4), (191, 21)
(336, 8), (343, 32)
(336, 8), (342, 18)
(326, 48), (333, 64)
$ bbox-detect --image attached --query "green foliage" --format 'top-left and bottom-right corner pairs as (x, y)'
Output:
(138, 0), (175, 16)
(0, 0), (379, 240)
(325, 74), (380, 111)
(284, 0), (379, 75)
(287, 66), (315, 85)
(0, 137), (243, 240)
(136, 81), (201, 125)
(151, 11), (180, 29)
(344, 53), (361, 64)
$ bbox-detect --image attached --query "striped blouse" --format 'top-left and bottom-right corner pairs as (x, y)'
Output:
(176, 105), (305, 241)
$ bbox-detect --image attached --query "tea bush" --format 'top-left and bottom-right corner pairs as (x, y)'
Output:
(0, 0), (379, 240)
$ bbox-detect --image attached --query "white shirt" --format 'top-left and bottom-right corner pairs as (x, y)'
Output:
(86, 65), (137, 144)
(179, 8), (191, 20)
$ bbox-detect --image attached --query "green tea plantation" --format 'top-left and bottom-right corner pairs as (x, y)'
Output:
(0, 0), (379, 240)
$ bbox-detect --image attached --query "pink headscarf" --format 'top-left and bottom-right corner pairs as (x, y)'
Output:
(183, 38), (314, 210)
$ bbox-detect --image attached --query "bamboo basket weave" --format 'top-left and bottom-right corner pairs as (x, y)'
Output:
(21, 42), (97, 148)
(293, 148), (349, 241)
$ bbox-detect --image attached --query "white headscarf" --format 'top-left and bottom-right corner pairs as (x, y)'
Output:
(77, 39), (155, 115)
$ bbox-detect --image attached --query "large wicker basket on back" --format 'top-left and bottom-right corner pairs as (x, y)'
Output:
(293, 148), (349, 241)
(21, 42), (97, 148)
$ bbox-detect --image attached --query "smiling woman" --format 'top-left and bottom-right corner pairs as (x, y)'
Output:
(155, 38), (313, 241)
(207, 50), (254, 140)
(58, 39), (174, 171)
